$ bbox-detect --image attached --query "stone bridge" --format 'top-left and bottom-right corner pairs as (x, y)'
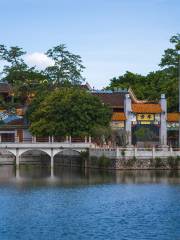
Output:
(0, 142), (93, 167)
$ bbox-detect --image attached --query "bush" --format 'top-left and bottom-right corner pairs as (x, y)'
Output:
(168, 156), (180, 169)
(80, 150), (89, 160)
(167, 156), (175, 168)
(154, 157), (165, 168)
(125, 156), (136, 167)
(90, 156), (99, 166)
(98, 155), (111, 168)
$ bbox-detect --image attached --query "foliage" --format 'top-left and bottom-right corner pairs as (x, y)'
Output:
(154, 157), (165, 168)
(106, 34), (180, 111)
(28, 87), (111, 137)
(111, 129), (130, 146)
(0, 44), (86, 108)
(44, 44), (85, 86)
(91, 125), (112, 145)
(125, 156), (137, 167)
(98, 155), (111, 168)
(0, 44), (47, 105)
(167, 156), (180, 169)
(134, 127), (155, 142)
(80, 150), (89, 160)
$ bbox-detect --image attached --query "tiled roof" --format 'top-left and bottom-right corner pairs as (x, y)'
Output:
(112, 112), (126, 121)
(16, 108), (25, 116)
(7, 118), (24, 126)
(92, 92), (126, 108)
(132, 103), (162, 113)
(167, 113), (180, 122)
(0, 83), (12, 93)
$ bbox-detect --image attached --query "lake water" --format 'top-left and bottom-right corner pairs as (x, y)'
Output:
(0, 165), (179, 240)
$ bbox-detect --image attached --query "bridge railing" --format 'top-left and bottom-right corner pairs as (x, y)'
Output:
(0, 136), (92, 144)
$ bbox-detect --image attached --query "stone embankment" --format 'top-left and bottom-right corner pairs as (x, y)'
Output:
(89, 147), (180, 169)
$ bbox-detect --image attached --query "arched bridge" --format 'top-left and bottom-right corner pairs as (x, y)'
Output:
(0, 142), (93, 167)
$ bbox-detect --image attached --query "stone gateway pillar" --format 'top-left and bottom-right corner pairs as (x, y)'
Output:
(124, 94), (132, 146)
(160, 94), (167, 146)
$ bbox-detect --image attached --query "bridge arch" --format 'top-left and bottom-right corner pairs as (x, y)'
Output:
(54, 149), (82, 167)
(0, 149), (16, 164)
(19, 149), (51, 164)
(53, 149), (81, 157)
(19, 149), (51, 157)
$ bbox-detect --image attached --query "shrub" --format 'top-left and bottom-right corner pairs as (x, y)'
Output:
(167, 156), (175, 168)
(98, 155), (111, 168)
(90, 156), (99, 166)
(121, 149), (125, 157)
(80, 150), (89, 160)
(154, 157), (165, 168)
(125, 156), (136, 167)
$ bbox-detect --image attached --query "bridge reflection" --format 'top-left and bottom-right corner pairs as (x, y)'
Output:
(0, 165), (179, 186)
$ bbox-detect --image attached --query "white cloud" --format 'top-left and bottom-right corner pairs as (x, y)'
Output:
(24, 52), (54, 70)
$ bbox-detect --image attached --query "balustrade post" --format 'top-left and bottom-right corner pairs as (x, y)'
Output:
(32, 136), (36, 143)
(152, 146), (155, 159)
(49, 136), (51, 143)
(66, 136), (69, 143)
(88, 136), (92, 143)
(52, 136), (54, 143)
(170, 147), (173, 157)
(134, 147), (137, 157)
(69, 136), (72, 143)
(85, 136), (87, 143)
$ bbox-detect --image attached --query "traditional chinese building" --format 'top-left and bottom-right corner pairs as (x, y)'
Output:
(167, 113), (180, 147)
(92, 89), (167, 147)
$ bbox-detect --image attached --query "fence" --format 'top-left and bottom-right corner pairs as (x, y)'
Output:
(89, 146), (180, 159)
(0, 136), (92, 144)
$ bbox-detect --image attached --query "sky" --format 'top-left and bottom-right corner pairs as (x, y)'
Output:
(0, 0), (179, 89)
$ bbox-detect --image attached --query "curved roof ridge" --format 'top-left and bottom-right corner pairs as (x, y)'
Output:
(128, 88), (147, 103)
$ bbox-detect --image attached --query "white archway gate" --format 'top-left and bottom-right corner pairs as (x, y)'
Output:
(0, 142), (92, 167)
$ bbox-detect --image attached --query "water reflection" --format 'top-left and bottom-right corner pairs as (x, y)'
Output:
(0, 164), (179, 187)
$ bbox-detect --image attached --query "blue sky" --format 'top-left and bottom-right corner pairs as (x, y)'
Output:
(0, 0), (179, 88)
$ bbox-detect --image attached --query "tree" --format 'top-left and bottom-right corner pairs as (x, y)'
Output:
(106, 34), (180, 111)
(44, 44), (85, 86)
(0, 45), (47, 105)
(27, 88), (111, 137)
(159, 34), (180, 69)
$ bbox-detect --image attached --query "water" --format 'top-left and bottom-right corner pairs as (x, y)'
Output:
(0, 165), (180, 240)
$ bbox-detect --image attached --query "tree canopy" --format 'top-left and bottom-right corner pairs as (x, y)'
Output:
(107, 34), (180, 111)
(44, 44), (85, 86)
(27, 88), (111, 137)
(0, 44), (85, 108)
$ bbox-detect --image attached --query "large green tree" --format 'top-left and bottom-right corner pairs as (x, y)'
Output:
(44, 44), (85, 86)
(27, 88), (111, 137)
(107, 34), (180, 111)
(0, 45), (47, 105)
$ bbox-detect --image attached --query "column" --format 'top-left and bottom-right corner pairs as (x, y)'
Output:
(16, 148), (20, 167)
(152, 146), (155, 159)
(50, 148), (54, 169)
(124, 94), (132, 146)
(160, 94), (167, 146)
